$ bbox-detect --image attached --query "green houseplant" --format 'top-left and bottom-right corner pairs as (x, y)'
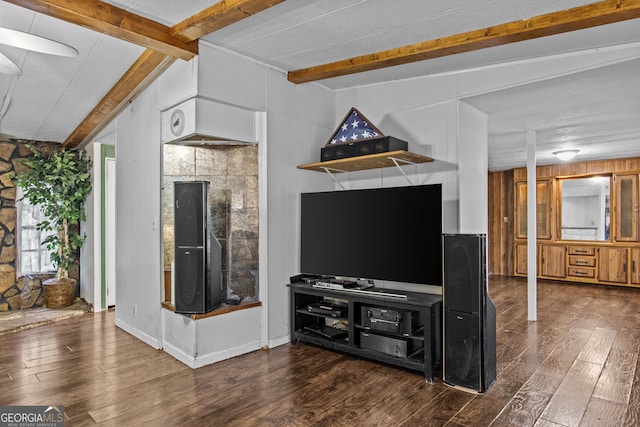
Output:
(13, 145), (92, 308)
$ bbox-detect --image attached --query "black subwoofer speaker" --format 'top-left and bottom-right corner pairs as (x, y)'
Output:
(175, 246), (205, 312)
(174, 181), (223, 314)
(443, 234), (496, 393)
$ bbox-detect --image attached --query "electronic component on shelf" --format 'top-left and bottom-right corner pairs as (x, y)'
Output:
(314, 278), (358, 289)
(303, 324), (347, 340)
(307, 301), (347, 317)
(362, 306), (417, 336)
(289, 274), (322, 284)
(360, 331), (423, 358)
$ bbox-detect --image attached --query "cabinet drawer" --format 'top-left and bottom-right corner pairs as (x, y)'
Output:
(569, 256), (596, 267)
(568, 246), (595, 256)
(568, 267), (596, 278)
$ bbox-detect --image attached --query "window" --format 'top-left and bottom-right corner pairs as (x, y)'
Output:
(16, 188), (55, 276)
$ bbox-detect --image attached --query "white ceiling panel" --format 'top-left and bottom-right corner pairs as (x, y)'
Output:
(466, 56), (640, 170)
(101, 0), (219, 26)
(0, 0), (638, 173)
(0, 1), (143, 141)
(203, 0), (599, 69)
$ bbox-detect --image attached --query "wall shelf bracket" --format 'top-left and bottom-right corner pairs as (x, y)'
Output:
(389, 156), (418, 185)
(320, 166), (348, 190)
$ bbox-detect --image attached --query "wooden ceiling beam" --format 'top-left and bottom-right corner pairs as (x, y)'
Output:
(62, 50), (176, 149)
(5, 0), (197, 60)
(288, 0), (640, 84)
(11, 0), (288, 149)
(171, 0), (286, 42)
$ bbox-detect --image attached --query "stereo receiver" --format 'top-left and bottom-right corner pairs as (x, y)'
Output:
(362, 306), (419, 336)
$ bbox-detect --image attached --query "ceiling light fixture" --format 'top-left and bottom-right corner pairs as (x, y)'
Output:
(553, 149), (579, 161)
(0, 27), (78, 76)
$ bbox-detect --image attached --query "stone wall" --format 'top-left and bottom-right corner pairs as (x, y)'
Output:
(163, 144), (259, 301)
(0, 140), (66, 311)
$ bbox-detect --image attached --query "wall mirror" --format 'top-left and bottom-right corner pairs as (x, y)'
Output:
(560, 176), (610, 241)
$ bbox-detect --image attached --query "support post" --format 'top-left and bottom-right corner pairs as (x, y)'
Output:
(526, 131), (537, 322)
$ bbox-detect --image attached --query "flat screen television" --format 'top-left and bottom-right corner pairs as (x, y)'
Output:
(300, 184), (442, 286)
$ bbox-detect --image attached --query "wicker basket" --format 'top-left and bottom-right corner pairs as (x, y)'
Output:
(43, 278), (77, 309)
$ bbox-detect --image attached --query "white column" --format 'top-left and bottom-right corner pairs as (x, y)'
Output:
(526, 131), (537, 321)
(458, 102), (488, 234)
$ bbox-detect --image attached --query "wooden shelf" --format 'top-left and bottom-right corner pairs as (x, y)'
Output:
(161, 300), (262, 320)
(297, 150), (433, 173)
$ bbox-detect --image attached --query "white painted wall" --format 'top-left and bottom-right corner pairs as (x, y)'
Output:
(331, 78), (485, 293)
(107, 42), (334, 364)
(458, 102), (488, 234)
(112, 83), (164, 349)
(192, 43), (336, 351)
(98, 36), (613, 366)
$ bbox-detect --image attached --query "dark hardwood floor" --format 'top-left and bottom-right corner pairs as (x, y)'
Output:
(1, 275), (639, 426)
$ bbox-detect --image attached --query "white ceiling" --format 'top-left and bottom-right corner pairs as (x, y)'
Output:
(0, 0), (639, 171)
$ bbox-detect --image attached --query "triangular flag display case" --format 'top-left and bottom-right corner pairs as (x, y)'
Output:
(298, 107), (433, 174)
(325, 107), (384, 146)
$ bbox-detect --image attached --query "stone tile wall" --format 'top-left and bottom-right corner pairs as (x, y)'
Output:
(163, 144), (259, 301)
(0, 140), (63, 311)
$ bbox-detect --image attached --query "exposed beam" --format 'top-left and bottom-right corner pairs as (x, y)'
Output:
(5, 0), (197, 60)
(62, 49), (176, 149)
(11, 0), (287, 148)
(288, 0), (640, 84)
(171, 0), (286, 42)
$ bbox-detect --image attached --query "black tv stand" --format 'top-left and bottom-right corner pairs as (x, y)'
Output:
(288, 282), (442, 382)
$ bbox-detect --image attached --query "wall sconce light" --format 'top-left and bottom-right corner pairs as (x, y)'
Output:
(553, 149), (579, 161)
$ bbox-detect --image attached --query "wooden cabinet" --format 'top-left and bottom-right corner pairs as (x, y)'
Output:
(567, 246), (596, 281)
(515, 242), (640, 286)
(515, 243), (527, 275)
(540, 244), (566, 278)
(506, 161), (640, 289)
(613, 174), (639, 242)
(598, 247), (628, 284)
(515, 179), (552, 240)
(631, 248), (640, 285)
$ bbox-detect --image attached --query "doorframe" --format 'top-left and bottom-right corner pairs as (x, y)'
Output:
(101, 145), (116, 310)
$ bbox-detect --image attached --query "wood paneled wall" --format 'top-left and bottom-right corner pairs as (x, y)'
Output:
(512, 157), (640, 179)
(488, 156), (640, 276)
(488, 169), (514, 276)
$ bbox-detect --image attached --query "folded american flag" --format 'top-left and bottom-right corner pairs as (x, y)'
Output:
(326, 107), (384, 146)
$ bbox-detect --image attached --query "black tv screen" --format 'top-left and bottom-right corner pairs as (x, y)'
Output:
(300, 184), (442, 286)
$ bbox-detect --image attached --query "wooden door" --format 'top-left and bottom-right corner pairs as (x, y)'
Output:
(614, 174), (638, 242)
(540, 244), (566, 278)
(598, 247), (628, 284)
(515, 243), (537, 276)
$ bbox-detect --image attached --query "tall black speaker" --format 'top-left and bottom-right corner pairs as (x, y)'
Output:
(174, 181), (223, 314)
(443, 234), (496, 393)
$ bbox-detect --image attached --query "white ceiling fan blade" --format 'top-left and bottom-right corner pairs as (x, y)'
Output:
(0, 27), (78, 57)
(0, 51), (22, 75)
